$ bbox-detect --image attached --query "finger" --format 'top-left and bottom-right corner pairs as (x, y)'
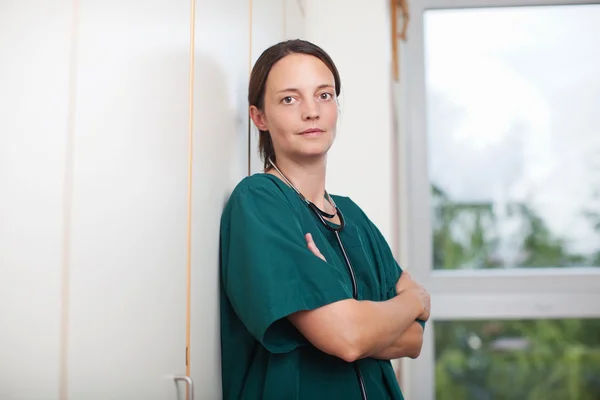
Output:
(305, 233), (326, 261)
(310, 243), (326, 261)
(305, 233), (315, 248)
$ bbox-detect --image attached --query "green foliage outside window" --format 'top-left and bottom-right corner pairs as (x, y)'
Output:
(432, 185), (600, 399)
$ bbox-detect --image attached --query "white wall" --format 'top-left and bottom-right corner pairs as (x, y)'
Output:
(303, 0), (397, 245)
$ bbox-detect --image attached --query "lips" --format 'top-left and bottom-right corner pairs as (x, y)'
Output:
(299, 128), (324, 135)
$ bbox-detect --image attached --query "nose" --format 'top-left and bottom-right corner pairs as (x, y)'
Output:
(301, 98), (320, 121)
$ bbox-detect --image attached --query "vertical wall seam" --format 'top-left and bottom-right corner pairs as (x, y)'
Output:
(59, 0), (80, 398)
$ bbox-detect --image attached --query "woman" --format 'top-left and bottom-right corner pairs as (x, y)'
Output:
(220, 39), (430, 400)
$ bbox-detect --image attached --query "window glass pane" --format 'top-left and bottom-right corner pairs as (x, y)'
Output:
(435, 319), (600, 400)
(425, 5), (600, 269)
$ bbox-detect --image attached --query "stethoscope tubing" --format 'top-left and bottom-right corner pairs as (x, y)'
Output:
(268, 159), (368, 400)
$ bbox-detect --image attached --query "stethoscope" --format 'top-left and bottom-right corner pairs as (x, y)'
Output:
(268, 159), (369, 400)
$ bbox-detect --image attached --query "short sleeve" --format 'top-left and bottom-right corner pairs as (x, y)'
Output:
(221, 185), (353, 353)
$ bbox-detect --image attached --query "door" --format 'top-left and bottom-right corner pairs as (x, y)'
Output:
(0, 2), (72, 399)
(66, 1), (190, 398)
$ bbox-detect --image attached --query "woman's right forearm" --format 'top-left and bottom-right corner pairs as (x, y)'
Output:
(349, 291), (423, 360)
(288, 290), (425, 363)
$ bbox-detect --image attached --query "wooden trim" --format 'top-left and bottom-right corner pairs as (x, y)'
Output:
(185, 0), (196, 393)
(391, 0), (399, 81)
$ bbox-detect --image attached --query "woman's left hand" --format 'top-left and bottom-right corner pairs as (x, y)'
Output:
(305, 233), (327, 262)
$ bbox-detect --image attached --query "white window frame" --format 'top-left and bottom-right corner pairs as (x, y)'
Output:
(398, 1), (600, 398)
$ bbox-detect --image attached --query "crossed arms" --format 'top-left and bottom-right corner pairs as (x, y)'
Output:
(287, 233), (431, 363)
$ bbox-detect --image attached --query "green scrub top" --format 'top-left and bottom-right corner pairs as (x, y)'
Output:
(220, 173), (416, 400)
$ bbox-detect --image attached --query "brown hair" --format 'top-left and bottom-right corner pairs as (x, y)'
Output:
(248, 39), (342, 170)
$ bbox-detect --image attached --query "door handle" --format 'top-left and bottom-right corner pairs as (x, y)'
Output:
(174, 375), (194, 400)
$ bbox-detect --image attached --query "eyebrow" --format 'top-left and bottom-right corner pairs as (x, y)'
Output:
(276, 84), (334, 94)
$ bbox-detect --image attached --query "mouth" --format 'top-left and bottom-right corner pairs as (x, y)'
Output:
(299, 128), (325, 135)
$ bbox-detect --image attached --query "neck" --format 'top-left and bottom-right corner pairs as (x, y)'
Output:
(269, 156), (328, 209)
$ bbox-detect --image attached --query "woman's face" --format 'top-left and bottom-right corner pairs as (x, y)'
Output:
(251, 53), (338, 163)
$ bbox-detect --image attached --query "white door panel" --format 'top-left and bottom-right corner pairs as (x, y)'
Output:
(67, 1), (190, 398)
(0, 2), (71, 399)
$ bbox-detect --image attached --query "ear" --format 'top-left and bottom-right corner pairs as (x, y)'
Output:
(249, 106), (268, 131)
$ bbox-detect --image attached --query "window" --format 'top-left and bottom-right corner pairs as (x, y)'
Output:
(436, 318), (600, 400)
(425, 5), (600, 271)
(400, 1), (600, 399)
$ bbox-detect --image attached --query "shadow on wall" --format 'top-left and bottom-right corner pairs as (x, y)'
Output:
(191, 52), (247, 399)
(193, 52), (245, 209)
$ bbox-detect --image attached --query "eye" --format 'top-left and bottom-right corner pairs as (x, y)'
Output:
(319, 92), (333, 101)
(282, 96), (295, 104)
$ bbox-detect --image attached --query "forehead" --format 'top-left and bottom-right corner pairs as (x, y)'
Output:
(266, 53), (335, 91)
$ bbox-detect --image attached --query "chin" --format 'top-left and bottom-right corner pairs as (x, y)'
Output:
(299, 146), (331, 160)
(288, 136), (334, 159)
